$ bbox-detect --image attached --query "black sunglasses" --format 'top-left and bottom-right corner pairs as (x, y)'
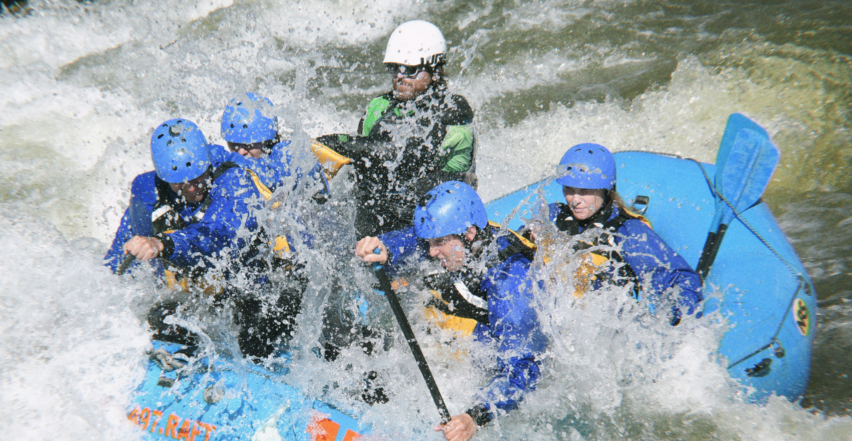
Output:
(386, 63), (428, 78)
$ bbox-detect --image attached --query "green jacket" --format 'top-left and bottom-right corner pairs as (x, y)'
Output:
(358, 90), (475, 174)
(319, 86), (477, 231)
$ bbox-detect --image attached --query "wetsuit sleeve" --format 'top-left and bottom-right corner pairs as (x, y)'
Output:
(105, 208), (133, 272)
(376, 226), (423, 276)
(163, 169), (263, 267)
(617, 220), (704, 319)
(104, 172), (158, 273)
(468, 255), (546, 423)
(439, 95), (475, 173)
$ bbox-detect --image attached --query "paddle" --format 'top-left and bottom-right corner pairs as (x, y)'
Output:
(695, 113), (780, 279)
(116, 253), (136, 275)
(371, 248), (452, 424)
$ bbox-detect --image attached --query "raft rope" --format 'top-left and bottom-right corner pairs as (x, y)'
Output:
(689, 158), (814, 370)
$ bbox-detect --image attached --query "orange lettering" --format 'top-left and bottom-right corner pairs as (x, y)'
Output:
(342, 428), (362, 441)
(150, 410), (163, 433)
(165, 414), (180, 438)
(176, 418), (192, 441)
(307, 418), (340, 441)
(128, 408), (141, 425)
(198, 422), (217, 441)
(188, 422), (202, 441)
(140, 408), (152, 431)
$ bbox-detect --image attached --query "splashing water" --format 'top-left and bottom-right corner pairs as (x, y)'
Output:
(2, 0), (851, 440)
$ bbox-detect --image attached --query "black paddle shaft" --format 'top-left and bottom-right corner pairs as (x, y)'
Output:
(695, 224), (729, 279)
(372, 263), (452, 423)
(116, 254), (136, 275)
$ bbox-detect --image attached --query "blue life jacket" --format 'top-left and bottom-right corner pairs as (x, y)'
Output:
(379, 225), (547, 425)
(208, 141), (329, 195)
(547, 201), (703, 321)
(104, 162), (265, 280)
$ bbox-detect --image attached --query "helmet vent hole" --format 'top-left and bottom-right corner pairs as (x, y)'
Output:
(186, 162), (192, 167)
(243, 124), (248, 129)
(157, 134), (164, 139)
(172, 166), (178, 171)
(176, 120), (182, 124)
(166, 140), (172, 146)
(181, 138), (186, 142)
(230, 124), (235, 128)
(589, 150), (593, 154)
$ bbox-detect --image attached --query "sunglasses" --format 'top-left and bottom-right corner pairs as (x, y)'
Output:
(386, 63), (429, 78)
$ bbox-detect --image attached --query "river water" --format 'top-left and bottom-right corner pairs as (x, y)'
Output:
(1, 0), (850, 440)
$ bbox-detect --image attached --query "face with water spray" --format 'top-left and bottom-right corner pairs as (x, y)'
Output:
(556, 143), (617, 220)
(563, 186), (607, 220)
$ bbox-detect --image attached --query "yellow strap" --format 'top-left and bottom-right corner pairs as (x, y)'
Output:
(311, 141), (351, 179)
(424, 291), (478, 336)
(273, 236), (291, 254)
(245, 169), (273, 200)
(164, 269), (224, 296)
(487, 220), (538, 251)
(245, 168), (294, 255)
(623, 208), (653, 229)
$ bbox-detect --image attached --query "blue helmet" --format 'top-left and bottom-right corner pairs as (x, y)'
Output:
(414, 181), (488, 239)
(556, 143), (616, 190)
(221, 93), (278, 144)
(151, 119), (211, 184)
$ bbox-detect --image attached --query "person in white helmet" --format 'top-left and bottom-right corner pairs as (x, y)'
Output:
(315, 19), (477, 239)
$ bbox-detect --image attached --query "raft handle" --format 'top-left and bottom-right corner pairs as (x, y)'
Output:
(772, 339), (786, 359)
(745, 358), (772, 378)
(631, 195), (650, 215)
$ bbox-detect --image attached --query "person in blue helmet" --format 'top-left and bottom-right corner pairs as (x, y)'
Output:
(104, 118), (298, 358)
(355, 181), (547, 441)
(212, 92), (329, 196)
(542, 143), (703, 325)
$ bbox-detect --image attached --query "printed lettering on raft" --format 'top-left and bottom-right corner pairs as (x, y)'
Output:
(127, 407), (217, 441)
(306, 416), (360, 441)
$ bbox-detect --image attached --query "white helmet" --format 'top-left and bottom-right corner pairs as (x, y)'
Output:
(383, 20), (447, 67)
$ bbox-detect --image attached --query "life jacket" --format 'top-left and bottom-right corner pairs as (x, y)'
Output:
(152, 163), (292, 294)
(550, 201), (651, 298)
(423, 221), (536, 337)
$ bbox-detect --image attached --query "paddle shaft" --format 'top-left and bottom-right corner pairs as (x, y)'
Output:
(695, 224), (728, 279)
(372, 261), (452, 423)
(116, 254), (136, 275)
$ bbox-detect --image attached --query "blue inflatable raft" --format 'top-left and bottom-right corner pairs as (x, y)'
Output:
(127, 341), (366, 441)
(485, 114), (816, 402)
(126, 114), (815, 440)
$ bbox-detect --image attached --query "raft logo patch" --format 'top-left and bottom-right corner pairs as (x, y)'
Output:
(793, 298), (810, 336)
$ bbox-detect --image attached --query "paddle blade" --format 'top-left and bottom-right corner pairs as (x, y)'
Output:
(718, 128), (780, 224)
(715, 113), (770, 182)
